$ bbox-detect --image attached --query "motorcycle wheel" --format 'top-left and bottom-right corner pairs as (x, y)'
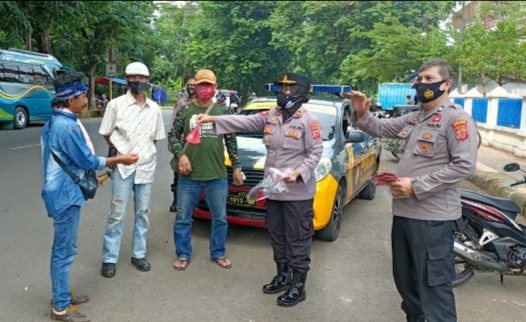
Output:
(452, 229), (475, 287)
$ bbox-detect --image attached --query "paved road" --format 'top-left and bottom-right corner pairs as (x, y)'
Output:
(0, 113), (525, 322)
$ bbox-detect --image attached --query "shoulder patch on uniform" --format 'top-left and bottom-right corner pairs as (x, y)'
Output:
(309, 121), (321, 140)
(452, 119), (469, 141)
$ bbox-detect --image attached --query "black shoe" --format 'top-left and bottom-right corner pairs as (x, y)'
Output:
(277, 270), (307, 307)
(131, 257), (151, 272)
(101, 263), (116, 278)
(263, 262), (291, 294)
(169, 202), (177, 213)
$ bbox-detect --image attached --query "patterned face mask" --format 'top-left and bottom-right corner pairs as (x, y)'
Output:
(196, 84), (216, 100)
(412, 80), (447, 103)
(128, 81), (150, 94)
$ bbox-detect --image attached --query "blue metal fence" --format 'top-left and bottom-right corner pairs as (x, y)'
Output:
(453, 98), (464, 108)
(497, 98), (522, 128)
(472, 98), (488, 123)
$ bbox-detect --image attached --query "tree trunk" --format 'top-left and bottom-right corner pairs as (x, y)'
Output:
(481, 73), (487, 97)
(34, 28), (52, 54)
(86, 62), (98, 117)
(25, 32), (32, 51)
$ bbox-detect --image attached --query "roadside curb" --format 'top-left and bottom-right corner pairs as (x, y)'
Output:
(467, 169), (526, 219)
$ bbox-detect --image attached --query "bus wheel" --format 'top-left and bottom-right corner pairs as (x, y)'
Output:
(14, 106), (28, 129)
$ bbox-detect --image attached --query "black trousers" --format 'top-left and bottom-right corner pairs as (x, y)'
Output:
(266, 199), (314, 273)
(392, 216), (457, 322)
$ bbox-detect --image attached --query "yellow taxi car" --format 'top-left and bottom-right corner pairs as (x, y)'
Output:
(193, 86), (382, 241)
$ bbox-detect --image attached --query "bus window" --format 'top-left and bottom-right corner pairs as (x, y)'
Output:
(1, 62), (20, 83)
(19, 65), (35, 84)
(34, 66), (53, 86)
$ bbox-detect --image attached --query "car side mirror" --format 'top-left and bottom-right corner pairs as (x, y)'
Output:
(503, 163), (520, 172)
(346, 130), (365, 143)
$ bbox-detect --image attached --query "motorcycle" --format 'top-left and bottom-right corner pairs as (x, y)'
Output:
(453, 162), (526, 287)
(95, 95), (108, 116)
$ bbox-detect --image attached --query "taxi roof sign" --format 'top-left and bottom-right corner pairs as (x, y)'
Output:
(265, 84), (351, 94)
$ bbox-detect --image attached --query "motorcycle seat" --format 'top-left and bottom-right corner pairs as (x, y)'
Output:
(460, 189), (521, 217)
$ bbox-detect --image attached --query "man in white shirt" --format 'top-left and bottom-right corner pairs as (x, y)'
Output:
(98, 62), (166, 278)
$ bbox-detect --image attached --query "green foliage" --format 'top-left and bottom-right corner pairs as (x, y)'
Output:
(350, 16), (450, 84)
(185, 1), (284, 100)
(454, 2), (526, 90)
(3, 0), (526, 105)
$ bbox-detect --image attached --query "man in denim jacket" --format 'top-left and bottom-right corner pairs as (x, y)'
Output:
(41, 71), (138, 322)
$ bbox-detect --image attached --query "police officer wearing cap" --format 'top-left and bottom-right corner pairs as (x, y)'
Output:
(197, 72), (323, 307)
(347, 59), (478, 322)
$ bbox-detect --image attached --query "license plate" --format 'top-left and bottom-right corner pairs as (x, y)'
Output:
(228, 191), (256, 206)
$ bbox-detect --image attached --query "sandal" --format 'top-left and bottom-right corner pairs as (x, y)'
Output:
(173, 258), (189, 271)
(212, 257), (232, 269)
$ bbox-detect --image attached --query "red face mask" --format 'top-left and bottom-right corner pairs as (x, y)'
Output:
(196, 84), (216, 100)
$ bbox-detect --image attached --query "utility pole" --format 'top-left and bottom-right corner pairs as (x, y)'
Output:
(458, 1), (466, 93)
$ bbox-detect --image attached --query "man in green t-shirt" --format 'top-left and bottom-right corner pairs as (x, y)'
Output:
(169, 69), (244, 271)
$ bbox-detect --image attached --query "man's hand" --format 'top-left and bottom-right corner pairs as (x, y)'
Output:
(389, 177), (414, 197)
(178, 155), (192, 175)
(196, 114), (216, 124)
(284, 170), (301, 184)
(233, 169), (245, 186)
(121, 153), (139, 165)
(345, 91), (371, 118)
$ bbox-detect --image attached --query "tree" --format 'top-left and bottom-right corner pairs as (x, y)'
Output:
(453, 2), (526, 94)
(350, 16), (449, 84)
(340, 1), (455, 95)
(0, 1), (84, 52)
(185, 1), (286, 100)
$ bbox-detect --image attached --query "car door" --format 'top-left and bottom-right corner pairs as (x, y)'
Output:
(340, 104), (364, 202)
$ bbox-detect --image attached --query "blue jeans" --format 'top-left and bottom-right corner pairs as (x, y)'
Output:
(51, 206), (80, 311)
(102, 170), (152, 263)
(174, 177), (228, 260)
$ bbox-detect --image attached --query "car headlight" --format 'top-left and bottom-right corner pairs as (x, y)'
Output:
(315, 157), (332, 182)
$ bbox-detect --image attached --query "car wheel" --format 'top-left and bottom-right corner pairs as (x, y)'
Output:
(358, 168), (377, 200)
(315, 184), (345, 242)
(14, 106), (28, 129)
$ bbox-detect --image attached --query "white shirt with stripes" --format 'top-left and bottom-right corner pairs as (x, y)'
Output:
(99, 91), (166, 184)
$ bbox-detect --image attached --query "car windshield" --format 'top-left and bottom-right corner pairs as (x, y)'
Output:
(238, 103), (337, 141)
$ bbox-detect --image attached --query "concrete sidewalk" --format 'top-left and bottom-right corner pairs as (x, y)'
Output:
(468, 145), (526, 218)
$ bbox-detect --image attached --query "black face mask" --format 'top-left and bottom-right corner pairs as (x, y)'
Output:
(276, 84), (309, 109)
(128, 81), (149, 95)
(187, 87), (196, 97)
(412, 80), (447, 103)
(277, 92), (304, 109)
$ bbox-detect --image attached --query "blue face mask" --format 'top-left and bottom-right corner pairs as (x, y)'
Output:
(412, 80), (447, 103)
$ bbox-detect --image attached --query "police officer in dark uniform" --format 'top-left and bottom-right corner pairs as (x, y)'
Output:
(347, 59), (478, 322)
(197, 72), (323, 307)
